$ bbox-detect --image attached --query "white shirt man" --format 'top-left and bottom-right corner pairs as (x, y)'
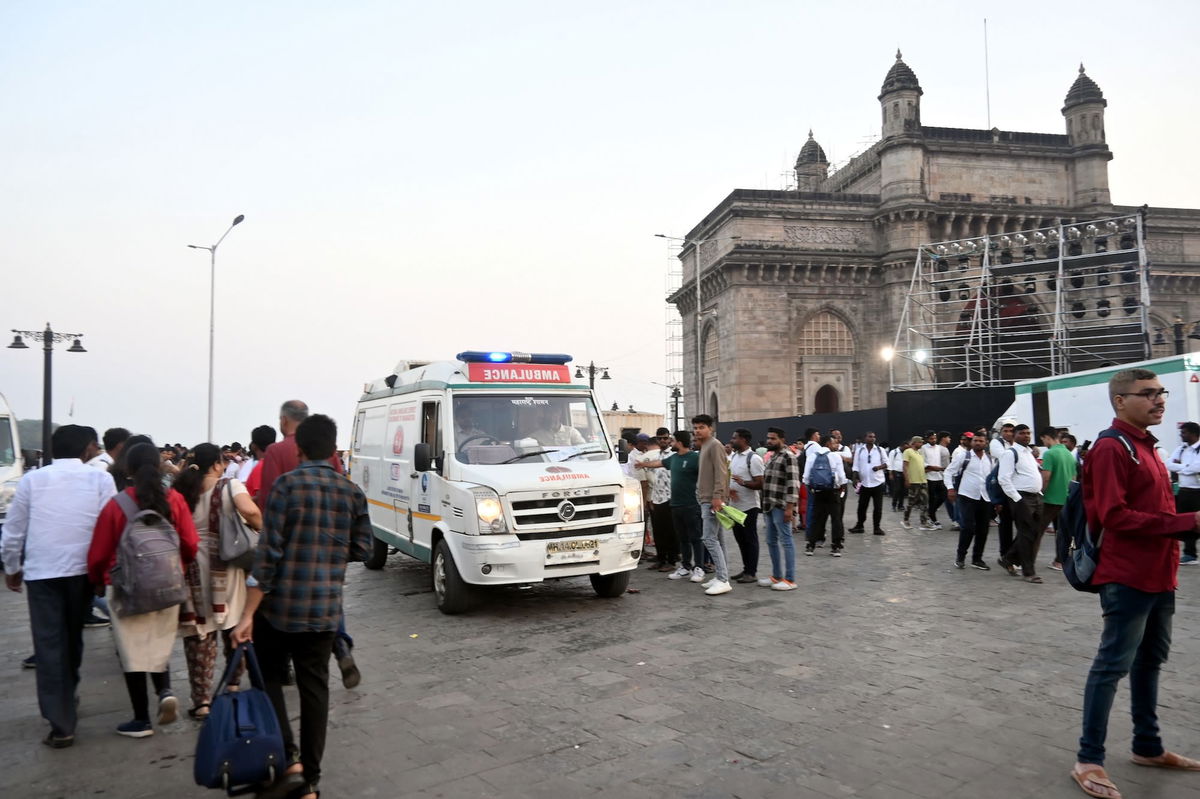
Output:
(86, 451), (114, 471)
(947, 445), (994, 502)
(852, 443), (887, 489)
(1166, 439), (1200, 489)
(997, 441), (1043, 502)
(922, 440), (948, 483)
(801, 440), (848, 555)
(727, 447), (765, 513)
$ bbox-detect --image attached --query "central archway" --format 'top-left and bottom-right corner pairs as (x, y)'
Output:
(814, 384), (840, 413)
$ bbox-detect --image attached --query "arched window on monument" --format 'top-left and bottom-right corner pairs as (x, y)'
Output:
(796, 310), (857, 414)
(702, 323), (720, 369)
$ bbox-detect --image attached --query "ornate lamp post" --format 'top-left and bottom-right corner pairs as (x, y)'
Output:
(574, 361), (612, 391)
(8, 324), (87, 466)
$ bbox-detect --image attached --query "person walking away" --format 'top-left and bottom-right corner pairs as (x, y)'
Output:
(945, 433), (993, 570)
(629, 434), (661, 566)
(997, 424), (1046, 584)
(945, 432), (972, 529)
(257, 400), (358, 688)
(2, 425), (116, 748)
(758, 428), (799, 589)
(237, 424), (277, 487)
(173, 444), (263, 718)
(692, 415), (732, 596)
(799, 428), (821, 532)
(803, 434), (848, 556)
(849, 431), (887, 535)
(1165, 421), (1200, 565)
(1071, 368), (1200, 798)
(232, 415), (372, 799)
(727, 428), (764, 584)
(87, 427), (130, 472)
(889, 442), (908, 512)
(87, 442), (198, 738)
(901, 436), (932, 530)
(1039, 426), (1078, 572)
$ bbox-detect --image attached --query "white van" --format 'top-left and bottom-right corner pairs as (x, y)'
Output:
(350, 351), (644, 614)
(0, 392), (24, 530)
(992, 354), (1200, 445)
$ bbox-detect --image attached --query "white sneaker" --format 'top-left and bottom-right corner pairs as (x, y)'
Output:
(704, 580), (732, 596)
(900, 520), (913, 530)
(667, 567), (690, 580)
(689, 567), (705, 583)
(702, 578), (717, 589)
(931, 521), (944, 529)
(771, 580), (797, 591)
(757, 577), (775, 587)
(919, 523), (937, 531)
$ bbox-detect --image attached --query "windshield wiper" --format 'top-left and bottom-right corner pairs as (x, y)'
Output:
(500, 449), (557, 464)
(561, 448), (608, 460)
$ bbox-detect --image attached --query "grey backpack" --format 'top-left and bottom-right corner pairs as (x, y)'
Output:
(111, 493), (188, 617)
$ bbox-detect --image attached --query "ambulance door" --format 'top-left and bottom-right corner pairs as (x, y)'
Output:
(383, 400), (419, 546)
(410, 398), (443, 555)
(356, 404), (389, 533)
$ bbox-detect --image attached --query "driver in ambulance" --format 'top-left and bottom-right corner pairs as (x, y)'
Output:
(454, 409), (492, 446)
(528, 404), (586, 447)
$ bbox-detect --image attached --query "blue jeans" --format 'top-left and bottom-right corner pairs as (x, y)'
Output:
(670, 505), (704, 570)
(699, 503), (729, 582)
(1078, 583), (1174, 765)
(764, 507), (796, 582)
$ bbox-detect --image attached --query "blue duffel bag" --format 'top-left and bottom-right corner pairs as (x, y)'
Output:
(194, 642), (286, 795)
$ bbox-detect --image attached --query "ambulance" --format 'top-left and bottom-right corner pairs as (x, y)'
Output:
(350, 351), (644, 614)
(0, 392), (23, 531)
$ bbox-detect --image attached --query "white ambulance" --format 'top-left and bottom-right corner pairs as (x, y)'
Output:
(350, 351), (644, 614)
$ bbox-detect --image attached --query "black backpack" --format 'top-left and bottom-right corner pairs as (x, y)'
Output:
(1061, 428), (1137, 593)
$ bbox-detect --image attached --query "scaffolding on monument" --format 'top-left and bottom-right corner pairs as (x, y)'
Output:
(664, 238), (685, 429)
(889, 210), (1151, 390)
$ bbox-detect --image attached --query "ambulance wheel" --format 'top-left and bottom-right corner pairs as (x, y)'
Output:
(364, 535), (389, 570)
(589, 570), (630, 598)
(433, 539), (474, 614)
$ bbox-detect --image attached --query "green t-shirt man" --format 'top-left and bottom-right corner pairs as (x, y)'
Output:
(903, 446), (927, 485)
(666, 450), (701, 508)
(1040, 443), (1078, 506)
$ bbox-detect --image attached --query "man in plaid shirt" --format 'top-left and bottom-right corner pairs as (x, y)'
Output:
(234, 414), (372, 799)
(759, 427), (800, 591)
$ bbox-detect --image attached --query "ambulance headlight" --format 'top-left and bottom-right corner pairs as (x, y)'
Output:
(471, 488), (508, 535)
(621, 484), (643, 524)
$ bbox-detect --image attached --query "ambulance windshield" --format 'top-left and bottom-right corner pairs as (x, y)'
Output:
(452, 394), (610, 465)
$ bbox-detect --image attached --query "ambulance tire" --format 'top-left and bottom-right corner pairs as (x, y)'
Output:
(364, 535), (389, 570)
(589, 570), (630, 598)
(433, 539), (474, 615)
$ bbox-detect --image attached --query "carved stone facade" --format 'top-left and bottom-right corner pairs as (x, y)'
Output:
(669, 55), (1200, 422)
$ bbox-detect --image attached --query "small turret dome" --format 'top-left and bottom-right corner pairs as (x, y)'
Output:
(1064, 63), (1106, 110)
(879, 49), (922, 98)
(796, 130), (827, 165)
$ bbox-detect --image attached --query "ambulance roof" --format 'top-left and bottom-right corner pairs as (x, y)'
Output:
(361, 359), (590, 399)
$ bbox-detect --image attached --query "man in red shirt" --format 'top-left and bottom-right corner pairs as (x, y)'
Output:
(1073, 367), (1200, 798)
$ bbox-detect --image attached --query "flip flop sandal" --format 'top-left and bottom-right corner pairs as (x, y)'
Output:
(1072, 766), (1121, 798)
(1131, 752), (1200, 770)
(187, 703), (211, 719)
(1025, 576), (1044, 583)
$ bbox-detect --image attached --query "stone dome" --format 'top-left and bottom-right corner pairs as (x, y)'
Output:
(796, 130), (827, 165)
(879, 49), (922, 98)
(1064, 64), (1105, 109)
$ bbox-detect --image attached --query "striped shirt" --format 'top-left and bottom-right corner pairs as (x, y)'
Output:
(253, 461), (373, 633)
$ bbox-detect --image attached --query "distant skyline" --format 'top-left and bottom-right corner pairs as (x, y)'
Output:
(2, 1), (1197, 446)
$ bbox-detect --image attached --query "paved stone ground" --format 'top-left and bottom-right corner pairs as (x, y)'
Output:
(4, 504), (1200, 799)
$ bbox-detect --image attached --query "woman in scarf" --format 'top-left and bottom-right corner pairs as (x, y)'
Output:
(173, 443), (262, 718)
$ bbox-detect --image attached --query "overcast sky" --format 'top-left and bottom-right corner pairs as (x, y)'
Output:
(2, 1), (1197, 448)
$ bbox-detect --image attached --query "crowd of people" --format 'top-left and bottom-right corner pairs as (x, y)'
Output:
(1, 400), (370, 799)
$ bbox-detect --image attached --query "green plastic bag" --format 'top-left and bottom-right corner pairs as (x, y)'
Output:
(716, 505), (747, 529)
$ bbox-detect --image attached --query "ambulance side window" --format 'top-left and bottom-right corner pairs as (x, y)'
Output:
(421, 401), (442, 456)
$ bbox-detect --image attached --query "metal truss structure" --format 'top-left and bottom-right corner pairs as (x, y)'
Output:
(890, 210), (1150, 389)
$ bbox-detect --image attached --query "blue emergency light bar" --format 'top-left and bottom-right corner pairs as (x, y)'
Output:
(456, 351), (573, 365)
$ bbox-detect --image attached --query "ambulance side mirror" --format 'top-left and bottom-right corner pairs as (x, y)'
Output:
(414, 443), (433, 473)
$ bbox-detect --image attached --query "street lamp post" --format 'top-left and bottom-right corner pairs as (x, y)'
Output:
(189, 214), (245, 442)
(8, 324), (87, 466)
(574, 361), (611, 391)
(655, 233), (741, 418)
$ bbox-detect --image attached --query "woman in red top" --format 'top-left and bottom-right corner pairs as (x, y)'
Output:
(88, 442), (198, 739)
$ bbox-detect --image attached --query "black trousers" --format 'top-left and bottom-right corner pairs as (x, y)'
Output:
(890, 473), (905, 510)
(806, 490), (844, 548)
(650, 501), (679, 564)
(855, 484), (885, 530)
(955, 495), (992, 562)
(996, 501), (1014, 556)
(1004, 492), (1043, 577)
(927, 480), (947, 522)
(255, 612), (336, 791)
(1177, 488), (1200, 557)
(26, 575), (92, 737)
(730, 508), (760, 576)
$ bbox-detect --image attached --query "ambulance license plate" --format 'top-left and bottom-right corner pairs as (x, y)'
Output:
(546, 539), (597, 564)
